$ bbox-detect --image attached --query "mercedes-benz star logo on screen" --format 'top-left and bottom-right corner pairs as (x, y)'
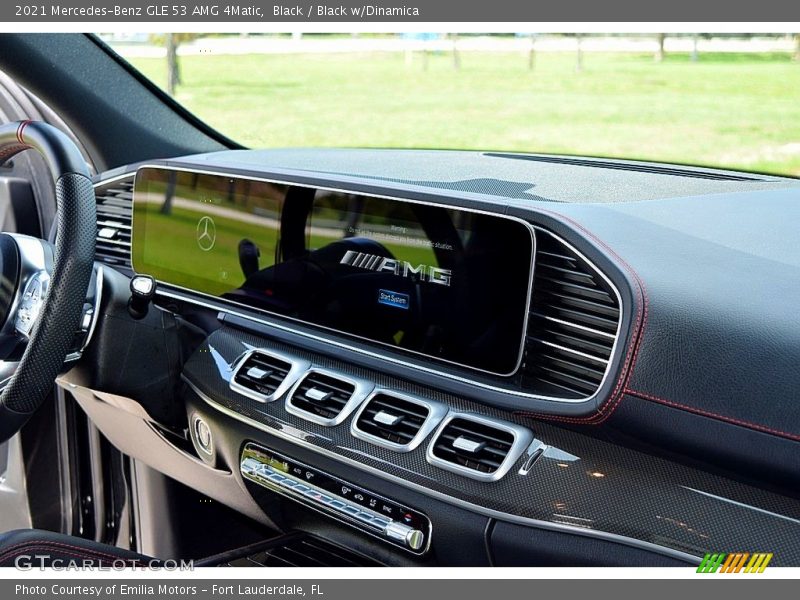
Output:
(196, 216), (216, 252)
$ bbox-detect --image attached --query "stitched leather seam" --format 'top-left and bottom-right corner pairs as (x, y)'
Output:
(0, 540), (141, 565)
(625, 389), (800, 442)
(513, 208), (649, 425)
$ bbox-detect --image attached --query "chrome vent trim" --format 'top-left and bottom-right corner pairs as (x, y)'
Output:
(351, 390), (448, 452)
(229, 348), (310, 403)
(285, 368), (373, 426)
(426, 412), (533, 482)
(93, 175), (133, 269)
(522, 230), (622, 400)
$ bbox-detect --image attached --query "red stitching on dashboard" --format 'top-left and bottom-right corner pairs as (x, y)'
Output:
(625, 389), (800, 442)
(513, 208), (649, 425)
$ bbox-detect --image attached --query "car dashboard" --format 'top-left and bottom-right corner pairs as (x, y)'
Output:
(61, 148), (800, 567)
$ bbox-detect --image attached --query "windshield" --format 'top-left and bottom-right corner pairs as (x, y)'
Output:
(107, 33), (800, 177)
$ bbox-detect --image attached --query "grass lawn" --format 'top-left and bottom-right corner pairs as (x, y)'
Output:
(128, 50), (800, 176)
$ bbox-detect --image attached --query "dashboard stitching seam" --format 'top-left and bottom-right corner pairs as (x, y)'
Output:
(513, 208), (648, 425)
(625, 389), (800, 442)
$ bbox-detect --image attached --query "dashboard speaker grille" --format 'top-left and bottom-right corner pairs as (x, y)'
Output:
(354, 393), (430, 447)
(233, 352), (293, 398)
(522, 231), (621, 399)
(430, 417), (514, 475)
(94, 177), (133, 269)
(289, 372), (356, 421)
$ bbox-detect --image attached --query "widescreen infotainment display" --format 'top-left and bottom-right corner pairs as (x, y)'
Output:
(132, 167), (534, 375)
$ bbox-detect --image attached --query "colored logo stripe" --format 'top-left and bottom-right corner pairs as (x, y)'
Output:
(697, 552), (773, 573)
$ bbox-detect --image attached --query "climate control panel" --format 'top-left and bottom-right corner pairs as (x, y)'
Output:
(240, 443), (431, 554)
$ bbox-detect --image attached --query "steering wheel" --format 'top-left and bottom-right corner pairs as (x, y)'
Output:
(0, 120), (96, 443)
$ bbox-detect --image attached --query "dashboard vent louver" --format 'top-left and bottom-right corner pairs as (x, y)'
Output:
(290, 372), (355, 420)
(430, 417), (514, 475)
(355, 394), (429, 446)
(231, 351), (299, 402)
(522, 231), (621, 400)
(94, 177), (134, 269)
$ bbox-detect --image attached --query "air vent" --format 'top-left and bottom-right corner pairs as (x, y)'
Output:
(230, 349), (309, 403)
(426, 414), (533, 482)
(522, 231), (621, 400)
(94, 176), (134, 269)
(351, 392), (447, 452)
(286, 369), (372, 426)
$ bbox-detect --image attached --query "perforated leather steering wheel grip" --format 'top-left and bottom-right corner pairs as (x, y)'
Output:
(0, 120), (96, 442)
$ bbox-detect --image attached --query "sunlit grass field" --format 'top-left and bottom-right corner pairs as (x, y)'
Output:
(128, 50), (800, 176)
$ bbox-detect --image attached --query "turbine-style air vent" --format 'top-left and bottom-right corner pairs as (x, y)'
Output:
(426, 414), (533, 482)
(351, 392), (446, 452)
(94, 177), (133, 269)
(286, 370), (372, 426)
(230, 350), (309, 403)
(522, 231), (621, 400)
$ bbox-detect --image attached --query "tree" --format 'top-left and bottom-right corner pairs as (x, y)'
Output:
(795, 34), (800, 62)
(149, 33), (201, 95)
(655, 33), (666, 62)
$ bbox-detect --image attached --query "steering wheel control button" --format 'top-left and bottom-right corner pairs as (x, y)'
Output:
(240, 443), (430, 554)
(128, 274), (156, 319)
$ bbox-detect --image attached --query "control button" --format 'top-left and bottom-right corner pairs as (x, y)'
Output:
(279, 478), (298, 489)
(342, 505), (361, 517)
(355, 512), (375, 524)
(241, 458), (260, 473)
(293, 484), (310, 494)
(371, 516), (391, 528)
(384, 521), (425, 551)
(379, 503), (396, 517)
(81, 309), (93, 331)
(328, 500), (346, 510)
(193, 416), (213, 455)
(406, 529), (426, 551)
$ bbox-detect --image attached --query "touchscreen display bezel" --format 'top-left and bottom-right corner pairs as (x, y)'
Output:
(131, 166), (536, 377)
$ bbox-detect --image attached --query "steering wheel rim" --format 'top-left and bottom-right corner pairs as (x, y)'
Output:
(0, 120), (96, 443)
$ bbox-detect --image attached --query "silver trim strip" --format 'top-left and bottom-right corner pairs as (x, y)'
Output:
(531, 312), (617, 340)
(681, 486), (800, 526)
(350, 389), (449, 453)
(96, 169), (623, 404)
(285, 367), (374, 427)
(229, 348), (311, 403)
(425, 412), (534, 482)
(185, 377), (699, 565)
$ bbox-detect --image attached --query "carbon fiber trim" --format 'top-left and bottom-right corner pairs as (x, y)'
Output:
(183, 326), (800, 565)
